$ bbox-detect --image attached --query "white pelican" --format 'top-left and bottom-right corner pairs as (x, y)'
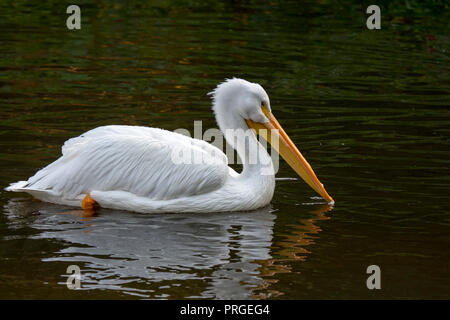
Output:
(6, 78), (333, 213)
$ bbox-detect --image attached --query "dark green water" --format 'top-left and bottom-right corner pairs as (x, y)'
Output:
(0, 1), (449, 299)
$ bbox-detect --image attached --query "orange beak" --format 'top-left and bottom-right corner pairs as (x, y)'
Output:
(246, 108), (334, 204)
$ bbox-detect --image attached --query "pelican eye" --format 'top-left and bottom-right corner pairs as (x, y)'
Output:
(261, 104), (270, 118)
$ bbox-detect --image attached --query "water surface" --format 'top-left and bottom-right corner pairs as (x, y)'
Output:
(0, 1), (449, 299)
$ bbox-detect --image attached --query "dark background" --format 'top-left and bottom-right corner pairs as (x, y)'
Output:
(0, 0), (449, 299)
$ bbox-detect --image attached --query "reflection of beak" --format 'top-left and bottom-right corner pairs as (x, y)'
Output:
(246, 110), (334, 204)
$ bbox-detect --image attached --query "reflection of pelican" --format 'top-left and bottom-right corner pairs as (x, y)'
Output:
(3, 199), (275, 298)
(3, 199), (332, 299)
(6, 78), (333, 213)
(254, 204), (333, 299)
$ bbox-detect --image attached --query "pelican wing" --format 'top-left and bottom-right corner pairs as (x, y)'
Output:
(19, 125), (229, 201)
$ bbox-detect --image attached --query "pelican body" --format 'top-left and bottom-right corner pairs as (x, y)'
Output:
(6, 78), (333, 213)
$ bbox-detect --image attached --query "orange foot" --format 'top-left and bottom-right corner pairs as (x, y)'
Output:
(82, 193), (97, 210)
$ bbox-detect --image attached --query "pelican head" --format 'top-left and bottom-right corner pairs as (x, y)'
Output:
(210, 78), (271, 130)
(209, 78), (334, 204)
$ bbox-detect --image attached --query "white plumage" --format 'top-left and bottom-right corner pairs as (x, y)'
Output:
(6, 78), (333, 213)
(16, 125), (228, 199)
